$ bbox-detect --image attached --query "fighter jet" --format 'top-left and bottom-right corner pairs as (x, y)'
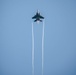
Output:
(32, 10), (44, 22)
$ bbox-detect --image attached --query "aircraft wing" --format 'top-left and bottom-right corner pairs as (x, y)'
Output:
(39, 15), (44, 19)
(32, 15), (37, 19)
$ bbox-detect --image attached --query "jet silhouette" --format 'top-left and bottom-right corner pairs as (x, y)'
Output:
(32, 10), (44, 22)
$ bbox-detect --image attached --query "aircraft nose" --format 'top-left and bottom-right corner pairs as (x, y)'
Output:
(37, 9), (39, 13)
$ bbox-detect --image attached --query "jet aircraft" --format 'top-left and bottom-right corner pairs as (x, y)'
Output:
(32, 10), (44, 22)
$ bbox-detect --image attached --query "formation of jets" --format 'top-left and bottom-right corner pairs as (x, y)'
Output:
(32, 10), (44, 22)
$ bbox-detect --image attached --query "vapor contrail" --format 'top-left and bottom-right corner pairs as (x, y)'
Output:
(32, 20), (45, 75)
(42, 20), (45, 75)
(32, 22), (34, 75)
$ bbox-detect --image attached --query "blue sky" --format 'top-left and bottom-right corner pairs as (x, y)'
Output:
(0, 0), (76, 75)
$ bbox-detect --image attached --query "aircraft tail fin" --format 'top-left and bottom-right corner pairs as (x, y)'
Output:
(34, 19), (42, 22)
(34, 19), (37, 22)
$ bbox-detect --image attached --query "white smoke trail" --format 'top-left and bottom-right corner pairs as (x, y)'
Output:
(42, 20), (45, 75)
(32, 22), (34, 75)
